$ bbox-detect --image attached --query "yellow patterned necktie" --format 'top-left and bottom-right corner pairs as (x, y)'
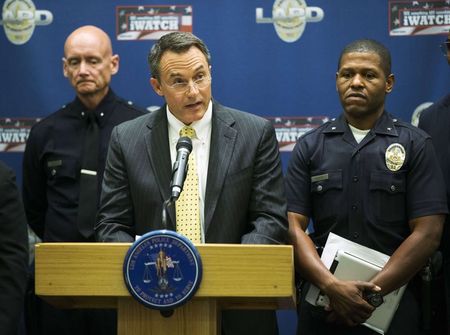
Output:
(175, 126), (201, 243)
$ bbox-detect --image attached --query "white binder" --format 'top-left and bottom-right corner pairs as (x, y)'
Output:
(306, 233), (406, 334)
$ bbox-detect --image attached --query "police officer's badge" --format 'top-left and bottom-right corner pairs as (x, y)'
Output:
(385, 143), (406, 171)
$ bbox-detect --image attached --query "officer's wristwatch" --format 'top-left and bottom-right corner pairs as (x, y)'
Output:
(364, 292), (384, 308)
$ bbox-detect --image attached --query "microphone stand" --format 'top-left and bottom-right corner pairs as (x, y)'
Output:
(161, 198), (175, 230)
(159, 136), (190, 317)
(160, 196), (176, 318)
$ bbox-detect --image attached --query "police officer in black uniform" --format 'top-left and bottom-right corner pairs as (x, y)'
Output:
(22, 25), (145, 335)
(285, 39), (448, 335)
(419, 30), (450, 335)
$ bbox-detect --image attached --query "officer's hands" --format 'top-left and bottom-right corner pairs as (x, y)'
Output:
(323, 280), (379, 326)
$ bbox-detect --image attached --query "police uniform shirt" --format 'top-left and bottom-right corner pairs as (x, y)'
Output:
(23, 89), (145, 242)
(285, 111), (448, 256)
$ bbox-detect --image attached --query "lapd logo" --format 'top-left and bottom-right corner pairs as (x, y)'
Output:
(385, 143), (406, 172)
(256, 0), (324, 43)
(123, 230), (202, 310)
(411, 101), (433, 127)
(1, 0), (53, 45)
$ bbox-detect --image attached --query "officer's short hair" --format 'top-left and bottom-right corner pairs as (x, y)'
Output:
(338, 39), (392, 78)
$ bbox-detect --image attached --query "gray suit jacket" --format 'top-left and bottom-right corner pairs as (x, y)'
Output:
(96, 101), (287, 244)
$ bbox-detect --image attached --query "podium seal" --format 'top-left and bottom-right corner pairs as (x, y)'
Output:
(123, 230), (202, 310)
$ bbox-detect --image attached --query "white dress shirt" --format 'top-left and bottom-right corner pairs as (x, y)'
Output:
(167, 100), (212, 242)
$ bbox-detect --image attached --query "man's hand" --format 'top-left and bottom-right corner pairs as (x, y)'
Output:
(324, 279), (380, 326)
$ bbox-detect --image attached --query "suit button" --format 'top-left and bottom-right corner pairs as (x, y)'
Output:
(351, 205), (357, 211)
(316, 185), (323, 192)
(353, 176), (359, 182)
(353, 232), (359, 238)
(390, 185), (396, 192)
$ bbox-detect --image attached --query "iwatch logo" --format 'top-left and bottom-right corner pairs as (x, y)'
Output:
(1, 0), (53, 45)
(256, 0), (324, 43)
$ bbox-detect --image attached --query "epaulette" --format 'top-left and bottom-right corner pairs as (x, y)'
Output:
(116, 98), (146, 113)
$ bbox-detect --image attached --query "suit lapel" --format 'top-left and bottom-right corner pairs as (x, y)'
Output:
(204, 103), (237, 234)
(144, 107), (176, 229)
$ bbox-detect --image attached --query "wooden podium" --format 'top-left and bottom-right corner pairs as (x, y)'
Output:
(35, 243), (295, 335)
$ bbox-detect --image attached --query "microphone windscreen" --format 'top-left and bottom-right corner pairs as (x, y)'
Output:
(176, 136), (193, 152)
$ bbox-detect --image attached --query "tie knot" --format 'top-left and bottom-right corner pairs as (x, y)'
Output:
(87, 112), (97, 125)
(180, 126), (196, 139)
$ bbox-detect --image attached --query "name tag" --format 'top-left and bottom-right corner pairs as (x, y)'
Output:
(311, 173), (329, 182)
(81, 169), (97, 176)
(47, 160), (62, 167)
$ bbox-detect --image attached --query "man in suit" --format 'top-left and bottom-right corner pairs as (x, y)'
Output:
(419, 30), (450, 334)
(0, 161), (29, 335)
(95, 31), (288, 334)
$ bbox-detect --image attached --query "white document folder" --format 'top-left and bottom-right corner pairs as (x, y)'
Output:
(305, 233), (406, 334)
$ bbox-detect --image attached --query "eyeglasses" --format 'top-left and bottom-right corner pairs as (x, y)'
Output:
(440, 41), (450, 56)
(162, 75), (211, 94)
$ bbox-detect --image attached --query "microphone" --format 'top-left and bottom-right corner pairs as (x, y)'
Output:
(170, 136), (193, 200)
